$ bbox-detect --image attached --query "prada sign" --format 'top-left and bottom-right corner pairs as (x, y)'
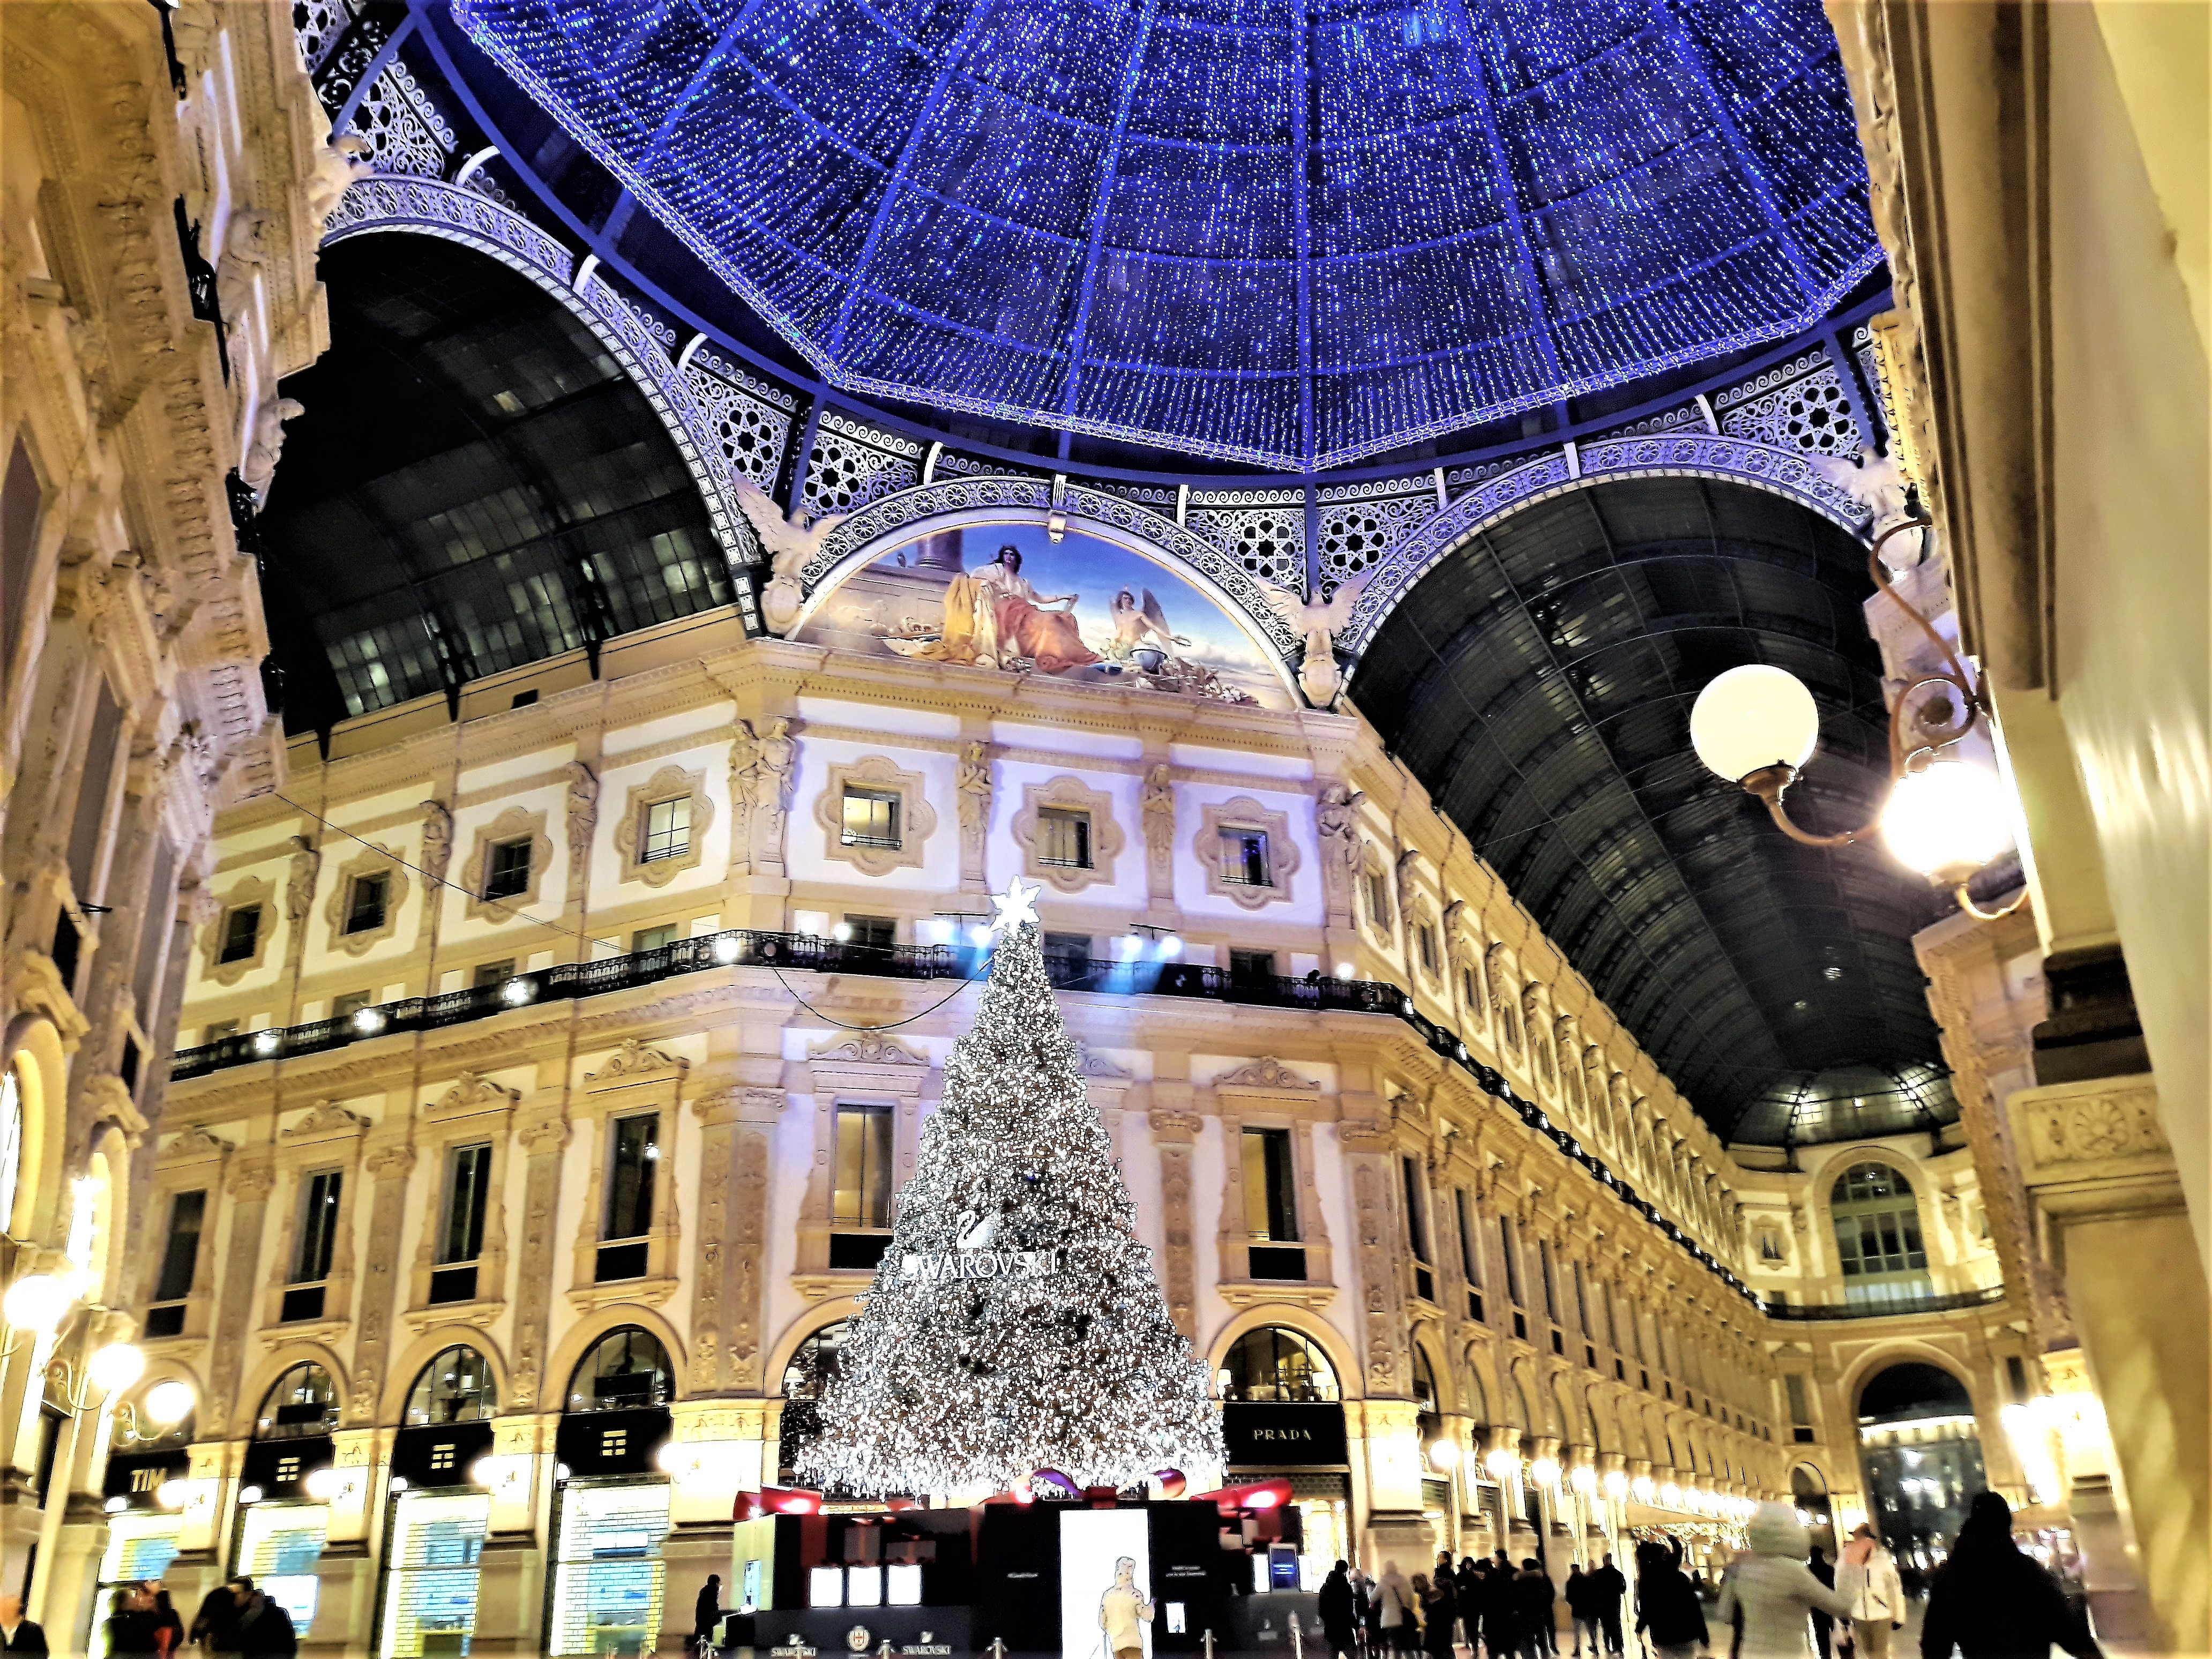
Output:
(1223, 1403), (1347, 1467)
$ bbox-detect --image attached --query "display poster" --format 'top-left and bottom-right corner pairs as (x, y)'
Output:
(1059, 1508), (1154, 1659)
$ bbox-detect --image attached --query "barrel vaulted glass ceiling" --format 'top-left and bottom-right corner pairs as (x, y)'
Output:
(457, 0), (1882, 469)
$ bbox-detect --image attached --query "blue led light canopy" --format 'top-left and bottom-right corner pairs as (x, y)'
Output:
(461, 0), (1882, 470)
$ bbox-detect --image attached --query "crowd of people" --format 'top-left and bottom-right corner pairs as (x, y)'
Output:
(91, 1576), (295, 1659)
(1313, 1492), (2105, 1659)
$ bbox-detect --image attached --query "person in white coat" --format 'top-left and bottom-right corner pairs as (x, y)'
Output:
(1715, 1504), (1854, 1658)
(1835, 1525), (1905, 1659)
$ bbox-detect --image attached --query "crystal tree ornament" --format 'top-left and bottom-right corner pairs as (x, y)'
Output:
(798, 879), (1222, 1495)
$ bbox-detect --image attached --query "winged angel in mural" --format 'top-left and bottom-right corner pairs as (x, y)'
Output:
(1256, 573), (1369, 708)
(734, 474), (848, 634)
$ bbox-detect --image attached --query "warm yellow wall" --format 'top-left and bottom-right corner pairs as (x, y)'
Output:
(2046, 0), (2212, 1262)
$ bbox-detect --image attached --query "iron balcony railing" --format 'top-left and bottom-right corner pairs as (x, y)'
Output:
(170, 926), (1758, 1304)
(1761, 1285), (2008, 1321)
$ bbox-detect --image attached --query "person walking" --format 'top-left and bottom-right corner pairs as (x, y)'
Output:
(1380, 1561), (1418, 1656)
(1919, 1492), (2103, 1659)
(1588, 1554), (1627, 1655)
(694, 1573), (725, 1656)
(150, 1589), (185, 1659)
(1835, 1525), (1905, 1659)
(1513, 1560), (1553, 1659)
(1322, 1561), (1362, 1659)
(1479, 1560), (1521, 1659)
(1805, 1549), (1836, 1659)
(1633, 1540), (1710, 1659)
(1564, 1566), (1601, 1659)
(1714, 1504), (1853, 1657)
(1422, 1571), (1459, 1659)
(230, 1580), (295, 1659)
(189, 1582), (240, 1659)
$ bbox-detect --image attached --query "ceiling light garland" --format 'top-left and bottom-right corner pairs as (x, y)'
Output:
(458, 0), (1882, 469)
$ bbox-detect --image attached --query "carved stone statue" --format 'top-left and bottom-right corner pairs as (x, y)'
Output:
(1316, 782), (1364, 914)
(1486, 944), (1521, 1053)
(753, 718), (795, 866)
(1254, 572), (1370, 708)
(733, 474), (848, 635)
(215, 208), (272, 345)
(1141, 762), (1175, 893)
(564, 761), (597, 881)
(955, 742), (991, 886)
(305, 133), (372, 235)
(419, 800), (453, 887)
(238, 397), (305, 500)
(283, 834), (320, 922)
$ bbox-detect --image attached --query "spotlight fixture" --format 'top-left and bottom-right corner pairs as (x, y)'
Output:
(1689, 509), (2026, 920)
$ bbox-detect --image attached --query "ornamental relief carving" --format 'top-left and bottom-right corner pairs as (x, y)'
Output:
(814, 753), (938, 877)
(459, 805), (552, 924)
(2016, 1078), (2168, 1172)
(611, 763), (716, 888)
(1011, 774), (1125, 895)
(319, 843), (412, 957)
(197, 873), (278, 987)
(1193, 795), (1300, 911)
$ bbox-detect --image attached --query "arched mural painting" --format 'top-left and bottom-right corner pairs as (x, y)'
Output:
(795, 522), (1301, 709)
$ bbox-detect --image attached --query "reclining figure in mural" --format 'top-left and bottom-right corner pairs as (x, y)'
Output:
(926, 544), (1101, 674)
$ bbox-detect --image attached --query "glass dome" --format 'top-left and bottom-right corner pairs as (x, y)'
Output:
(459, 0), (1882, 469)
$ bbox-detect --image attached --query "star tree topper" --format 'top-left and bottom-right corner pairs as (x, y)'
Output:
(989, 875), (1040, 935)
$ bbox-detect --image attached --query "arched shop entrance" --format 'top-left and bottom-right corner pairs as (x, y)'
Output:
(377, 1347), (499, 1658)
(1857, 1363), (1985, 1572)
(777, 1321), (849, 1484)
(95, 1400), (197, 1649)
(551, 1328), (676, 1657)
(234, 1363), (342, 1636)
(1219, 1327), (1348, 1587)
(1791, 1464), (1838, 1558)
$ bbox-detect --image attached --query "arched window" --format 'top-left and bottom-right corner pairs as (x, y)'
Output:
(405, 1346), (497, 1425)
(256, 1363), (338, 1439)
(565, 1327), (673, 1414)
(1221, 1327), (1339, 1403)
(1830, 1162), (1932, 1304)
(1410, 1348), (1439, 1413)
(776, 1321), (850, 1482)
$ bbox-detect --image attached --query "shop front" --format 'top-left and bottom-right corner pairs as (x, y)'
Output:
(236, 1362), (341, 1636)
(1219, 1327), (1351, 1589)
(376, 1347), (499, 1658)
(546, 1328), (676, 1657)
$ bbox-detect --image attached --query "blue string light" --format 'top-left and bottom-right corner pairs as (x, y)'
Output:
(459, 0), (1881, 470)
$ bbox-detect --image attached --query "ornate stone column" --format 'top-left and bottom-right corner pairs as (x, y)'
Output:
(207, 1154), (274, 1433)
(506, 1111), (572, 1414)
(1148, 1105), (1201, 1340)
(2012, 1074), (2208, 1652)
(346, 1141), (416, 1425)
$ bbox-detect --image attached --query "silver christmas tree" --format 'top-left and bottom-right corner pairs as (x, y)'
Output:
(797, 879), (1223, 1495)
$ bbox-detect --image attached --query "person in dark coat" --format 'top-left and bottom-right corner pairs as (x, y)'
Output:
(1633, 1541), (1709, 1659)
(1564, 1566), (1598, 1659)
(190, 1581), (240, 1657)
(1321, 1561), (1361, 1659)
(1586, 1553), (1626, 1655)
(103, 1587), (158, 1659)
(1920, 1492), (2103, 1659)
(694, 1574), (724, 1653)
(1807, 1548), (1837, 1659)
(230, 1581), (295, 1659)
(1513, 1561), (1554, 1659)
(0, 1593), (48, 1655)
(1420, 1571), (1458, 1659)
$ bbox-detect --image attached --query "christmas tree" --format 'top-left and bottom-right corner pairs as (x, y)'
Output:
(797, 878), (1223, 1496)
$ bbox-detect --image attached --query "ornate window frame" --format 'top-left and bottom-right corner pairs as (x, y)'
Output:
(567, 1041), (687, 1313)
(814, 754), (937, 878)
(1011, 775), (1125, 895)
(1212, 1062), (1336, 1306)
(460, 806), (552, 923)
(138, 1126), (233, 1355)
(1358, 846), (1396, 940)
(1194, 796), (1299, 911)
(793, 1033), (931, 1301)
(199, 875), (277, 987)
(611, 764), (715, 889)
(260, 1102), (370, 1345)
(321, 846), (412, 958)
(405, 1074), (520, 1331)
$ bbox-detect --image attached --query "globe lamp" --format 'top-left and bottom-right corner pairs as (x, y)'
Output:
(87, 1341), (145, 1394)
(1880, 759), (2014, 884)
(144, 1379), (196, 1425)
(3, 1274), (72, 1335)
(1690, 664), (1821, 784)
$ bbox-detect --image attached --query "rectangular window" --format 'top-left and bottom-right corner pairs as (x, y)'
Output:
(343, 873), (389, 935)
(1785, 1373), (1814, 1443)
(1538, 1238), (1560, 1322)
(833, 1106), (892, 1229)
(1417, 926), (1438, 972)
(845, 915), (898, 952)
(2005, 1355), (2030, 1404)
(483, 838), (533, 900)
(1035, 807), (1092, 869)
(1042, 932), (1092, 980)
(294, 1171), (342, 1284)
(1455, 1189), (1481, 1285)
(1218, 828), (1271, 887)
(1228, 948), (1276, 982)
(603, 1114), (660, 1241)
(841, 788), (901, 849)
(1574, 1261), (1594, 1336)
(1606, 1283), (1621, 1351)
(219, 905), (261, 964)
(1401, 1156), (1431, 1265)
(440, 1144), (494, 1265)
(151, 1190), (206, 1305)
(1498, 1217), (1524, 1306)
(639, 796), (691, 863)
(1242, 1129), (1297, 1243)
(631, 924), (677, 953)
(1365, 870), (1391, 926)
(332, 991), (372, 1022)
(1462, 967), (1479, 1011)
(472, 960), (515, 990)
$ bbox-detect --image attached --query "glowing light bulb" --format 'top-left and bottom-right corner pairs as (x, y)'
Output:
(1880, 759), (2015, 882)
(1690, 664), (1821, 783)
(88, 1342), (145, 1394)
(3, 1274), (72, 1334)
(144, 1379), (195, 1425)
